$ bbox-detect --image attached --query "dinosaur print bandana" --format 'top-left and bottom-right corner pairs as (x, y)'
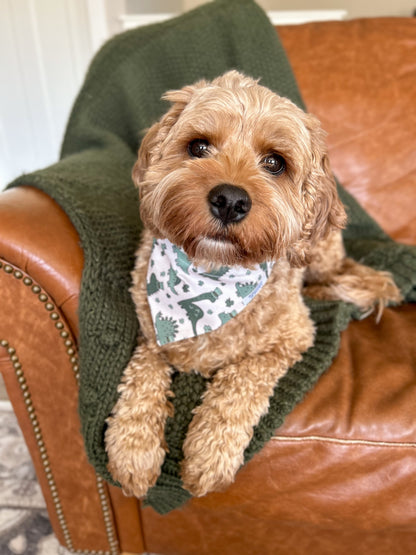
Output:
(146, 239), (274, 345)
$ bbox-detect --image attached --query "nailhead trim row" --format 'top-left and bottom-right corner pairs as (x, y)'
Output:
(0, 259), (119, 555)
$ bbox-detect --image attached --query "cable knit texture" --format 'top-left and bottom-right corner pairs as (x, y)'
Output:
(8, 0), (416, 514)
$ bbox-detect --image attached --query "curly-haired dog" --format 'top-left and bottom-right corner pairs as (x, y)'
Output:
(105, 71), (401, 498)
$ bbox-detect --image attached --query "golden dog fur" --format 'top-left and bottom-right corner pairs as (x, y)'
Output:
(105, 71), (401, 498)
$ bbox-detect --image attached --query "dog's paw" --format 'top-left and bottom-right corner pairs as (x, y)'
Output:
(181, 425), (246, 497)
(105, 417), (167, 498)
(304, 259), (402, 319)
(361, 269), (403, 319)
(107, 449), (164, 498)
(181, 448), (241, 497)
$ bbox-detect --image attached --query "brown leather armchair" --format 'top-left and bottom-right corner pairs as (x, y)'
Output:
(1, 18), (415, 555)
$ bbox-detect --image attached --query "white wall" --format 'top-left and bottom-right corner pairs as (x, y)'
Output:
(0, 0), (93, 188)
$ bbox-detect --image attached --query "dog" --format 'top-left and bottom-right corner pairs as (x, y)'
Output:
(105, 70), (401, 498)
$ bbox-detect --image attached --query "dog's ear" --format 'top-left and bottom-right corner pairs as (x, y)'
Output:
(162, 80), (207, 105)
(132, 120), (163, 186)
(287, 114), (347, 267)
(132, 82), (207, 188)
(132, 102), (184, 188)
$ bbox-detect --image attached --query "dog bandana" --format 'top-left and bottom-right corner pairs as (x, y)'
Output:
(147, 239), (274, 345)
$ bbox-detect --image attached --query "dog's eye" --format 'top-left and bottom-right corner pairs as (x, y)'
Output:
(187, 139), (210, 158)
(261, 153), (286, 176)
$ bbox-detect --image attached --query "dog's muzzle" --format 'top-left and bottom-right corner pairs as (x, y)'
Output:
(208, 184), (251, 225)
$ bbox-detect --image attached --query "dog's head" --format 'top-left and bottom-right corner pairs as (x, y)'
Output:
(133, 70), (346, 268)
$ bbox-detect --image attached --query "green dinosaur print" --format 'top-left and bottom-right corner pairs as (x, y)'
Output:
(178, 287), (222, 335)
(200, 266), (230, 280)
(260, 262), (268, 273)
(235, 281), (258, 299)
(218, 310), (238, 325)
(155, 312), (179, 344)
(147, 273), (164, 295)
(173, 244), (192, 274)
(168, 267), (181, 295)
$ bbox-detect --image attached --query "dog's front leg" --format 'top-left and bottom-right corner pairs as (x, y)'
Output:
(181, 352), (292, 497)
(105, 343), (173, 498)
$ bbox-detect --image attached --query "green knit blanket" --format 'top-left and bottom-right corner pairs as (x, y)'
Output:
(9, 0), (416, 514)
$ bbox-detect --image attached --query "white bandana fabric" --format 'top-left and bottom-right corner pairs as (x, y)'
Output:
(146, 239), (274, 346)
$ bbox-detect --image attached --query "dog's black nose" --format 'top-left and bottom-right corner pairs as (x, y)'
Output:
(208, 184), (251, 225)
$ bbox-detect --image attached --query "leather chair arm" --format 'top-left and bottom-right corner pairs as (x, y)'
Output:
(0, 186), (83, 337)
(0, 186), (145, 553)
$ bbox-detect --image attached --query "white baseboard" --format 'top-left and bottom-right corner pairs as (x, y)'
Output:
(120, 13), (175, 30)
(267, 10), (347, 25)
(0, 400), (13, 412)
